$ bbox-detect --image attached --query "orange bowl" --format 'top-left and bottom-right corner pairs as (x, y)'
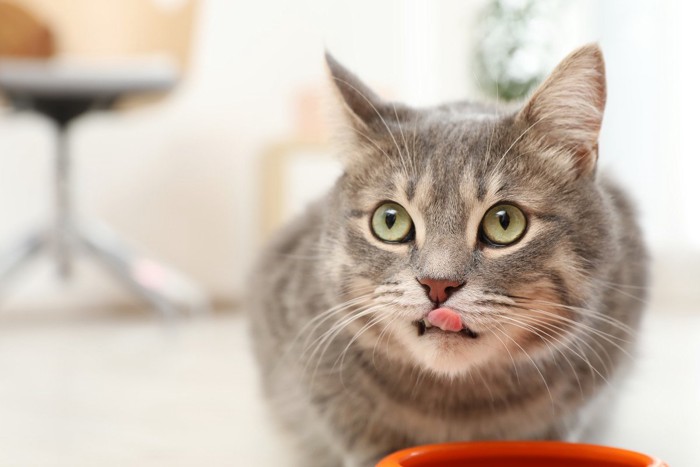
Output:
(376, 441), (667, 467)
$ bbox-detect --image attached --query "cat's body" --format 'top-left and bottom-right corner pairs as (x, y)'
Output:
(250, 45), (647, 467)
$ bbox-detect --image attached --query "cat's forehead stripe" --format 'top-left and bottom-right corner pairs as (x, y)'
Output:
(405, 177), (416, 202)
(474, 177), (485, 201)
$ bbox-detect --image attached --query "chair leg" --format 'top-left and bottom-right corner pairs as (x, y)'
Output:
(77, 224), (210, 318)
(0, 230), (47, 286)
(0, 125), (211, 316)
(54, 126), (73, 280)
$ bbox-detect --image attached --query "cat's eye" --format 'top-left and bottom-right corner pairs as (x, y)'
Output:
(371, 202), (414, 243)
(480, 204), (527, 246)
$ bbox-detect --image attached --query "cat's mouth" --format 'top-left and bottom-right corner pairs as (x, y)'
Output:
(414, 319), (479, 338)
(413, 307), (478, 339)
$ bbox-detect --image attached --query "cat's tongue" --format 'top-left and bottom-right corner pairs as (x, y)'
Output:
(427, 308), (463, 332)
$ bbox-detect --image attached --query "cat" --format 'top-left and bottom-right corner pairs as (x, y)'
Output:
(249, 44), (647, 467)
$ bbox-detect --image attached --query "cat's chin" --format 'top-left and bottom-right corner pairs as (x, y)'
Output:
(398, 325), (494, 377)
(412, 346), (493, 377)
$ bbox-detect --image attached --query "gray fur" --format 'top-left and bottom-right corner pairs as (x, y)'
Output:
(249, 45), (647, 467)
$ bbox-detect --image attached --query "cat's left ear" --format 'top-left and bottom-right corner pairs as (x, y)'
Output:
(517, 44), (606, 176)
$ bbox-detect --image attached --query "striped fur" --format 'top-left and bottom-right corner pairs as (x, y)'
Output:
(249, 45), (647, 467)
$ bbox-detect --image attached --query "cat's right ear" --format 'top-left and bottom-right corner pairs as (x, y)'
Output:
(325, 52), (386, 132)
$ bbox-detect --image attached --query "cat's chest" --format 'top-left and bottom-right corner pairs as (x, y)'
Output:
(377, 395), (557, 443)
(356, 374), (560, 442)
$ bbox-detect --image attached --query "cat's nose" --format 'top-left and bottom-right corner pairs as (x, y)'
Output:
(417, 278), (464, 304)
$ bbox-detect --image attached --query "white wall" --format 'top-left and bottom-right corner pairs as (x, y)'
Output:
(0, 0), (695, 310)
(0, 0), (475, 309)
(662, 0), (700, 251)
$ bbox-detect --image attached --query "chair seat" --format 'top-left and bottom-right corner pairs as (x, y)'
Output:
(0, 57), (178, 99)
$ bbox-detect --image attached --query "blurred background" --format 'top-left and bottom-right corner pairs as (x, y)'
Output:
(0, 0), (697, 465)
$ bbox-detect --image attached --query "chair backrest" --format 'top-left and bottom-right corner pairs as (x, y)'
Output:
(6, 0), (198, 71)
(0, 1), (55, 58)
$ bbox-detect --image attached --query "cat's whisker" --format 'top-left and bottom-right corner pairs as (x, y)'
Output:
(494, 317), (592, 397)
(496, 294), (637, 337)
(371, 312), (403, 368)
(485, 117), (498, 167)
(497, 316), (561, 367)
(484, 322), (520, 384)
(304, 302), (386, 381)
(335, 308), (398, 382)
(528, 300), (636, 335)
(302, 286), (375, 321)
(343, 124), (393, 162)
(508, 305), (634, 353)
(493, 115), (547, 172)
(392, 102), (416, 176)
(497, 314), (601, 391)
(335, 311), (391, 369)
(332, 76), (411, 180)
(594, 281), (650, 305)
(489, 323), (555, 408)
(530, 317), (616, 386)
(499, 304), (628, 373)
(329, 296), (408, 380)
(565, 260), (650, 302)
(307, 310), (384, 384)
(335, 315), (387, 390)
(294, 290), (377, 352)
(506, 296), (638, 336)
(473, 364), (497, 405)
(300, 297), (378, 356)
(511, 313), (615, 381)
(590, 277), (647, 290)
(470, 68), (500, 168)
(409, 360), (431, 401)
(411, 114), (419, 176)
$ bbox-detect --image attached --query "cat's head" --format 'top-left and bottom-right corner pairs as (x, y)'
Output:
(324, 45), (615, 376)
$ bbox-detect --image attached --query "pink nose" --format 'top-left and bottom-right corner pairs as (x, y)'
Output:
(417, 278), (464, 304)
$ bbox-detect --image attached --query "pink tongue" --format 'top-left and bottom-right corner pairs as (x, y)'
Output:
(427, 308), (463, 332)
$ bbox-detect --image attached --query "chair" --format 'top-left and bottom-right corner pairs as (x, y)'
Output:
(0, 0), (207, 316)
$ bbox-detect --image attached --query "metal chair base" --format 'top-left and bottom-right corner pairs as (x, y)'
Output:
(0, 223), (209, 317)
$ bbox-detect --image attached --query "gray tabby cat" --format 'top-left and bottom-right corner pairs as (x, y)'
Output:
(249, 44), (647, 467)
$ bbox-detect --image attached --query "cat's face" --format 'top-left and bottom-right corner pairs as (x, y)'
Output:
(325, 46), (614, 376)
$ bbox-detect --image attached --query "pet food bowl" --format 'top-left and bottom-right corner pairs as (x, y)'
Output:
(376, 441), (667, 467)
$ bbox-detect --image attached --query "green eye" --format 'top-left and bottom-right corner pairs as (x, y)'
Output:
(481, 204), (527, 246)
(371, 202), (414, 243)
